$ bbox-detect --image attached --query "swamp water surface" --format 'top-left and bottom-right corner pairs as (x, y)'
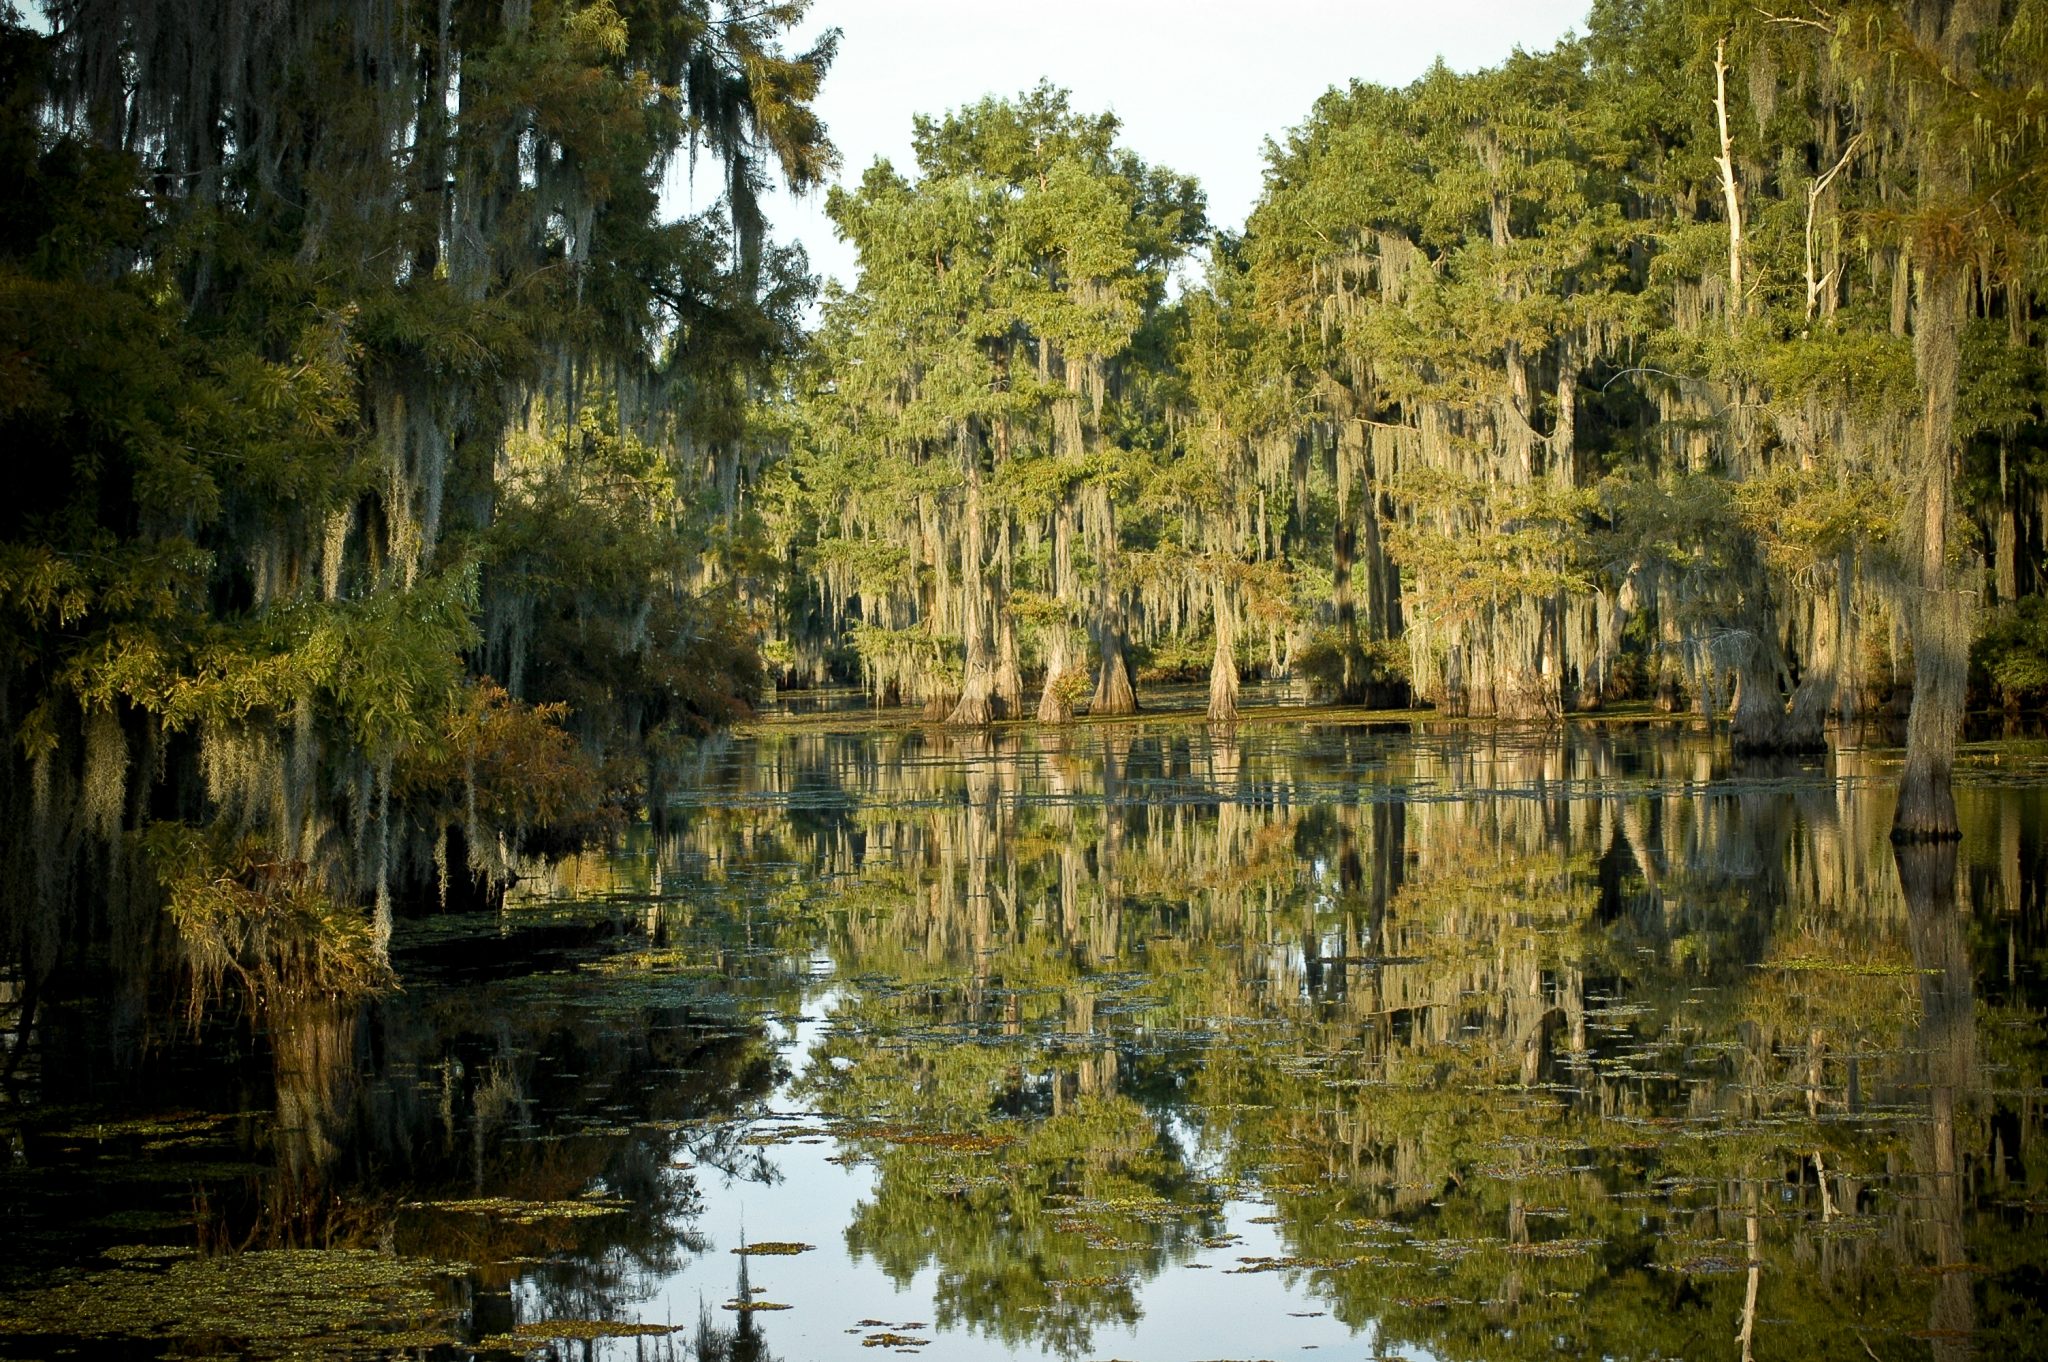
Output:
(3, 713), (2046, 1361)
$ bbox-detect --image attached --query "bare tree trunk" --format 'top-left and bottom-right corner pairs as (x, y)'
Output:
(918, 493), (956, 717)
(1330, 431), (1373, 704)
(1893, 0), (1995, 837)
(993, 495), (1023, 714)
(1894, 260), (1969, 841)
(1093, 626), (1138, 715)
(1036, 499), (1078, 722)
(1730, 634), (1786, 755)
(1994, 440), (2018, 602)
(1783, 606), (1837, 753)
(1494, 601), (1562, 721)
(995, 608), (1023, 715)
(1713, 35), (1745, 329)
(1091, 489), (1138, 715)
(947, 450), (996, 727)
(1804, 134), (1861, 323)
(1735, 1181), (1760, 1362)
(1036, 629), (1075, 722)
(949, 648), (996, 725)
(1362, 488), (1404, 682)
(1208, 570), (1239, 723)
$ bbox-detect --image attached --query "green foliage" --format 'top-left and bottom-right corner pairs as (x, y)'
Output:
(1294, 629), (1408, 702)
(141, 824), (394, 1020)
(1974, 599), (2048, 708)
(484, 406), (768, 760)
(785, 84), (1206, 711)
(1, 0), (828, 1020)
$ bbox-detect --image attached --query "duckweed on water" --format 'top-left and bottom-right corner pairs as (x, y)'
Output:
(52, 1113), (239, 1141)
(0, 1247), (461, 1354)
(1227, 1255), (1360, 1274)
(852, 1123), (1016, 1153)
(401, 1196), (630, 1222)
(488, 1319), (685, 1342)
(584, 949), (719, 977)
(1761, 956), (1936, 977)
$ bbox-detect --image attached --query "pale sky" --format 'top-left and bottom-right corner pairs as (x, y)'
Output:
(678, 0), (1593, 292)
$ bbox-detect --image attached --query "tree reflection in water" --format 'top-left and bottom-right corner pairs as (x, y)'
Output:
(2, 717), (2043, 1359)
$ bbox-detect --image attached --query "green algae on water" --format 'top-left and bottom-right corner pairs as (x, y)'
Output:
(0, 1246), (463, 1355)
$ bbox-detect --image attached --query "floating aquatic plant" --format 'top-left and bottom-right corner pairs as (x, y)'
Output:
(401, 1196), (629, 1223)
(0, 1247), (462, 1354)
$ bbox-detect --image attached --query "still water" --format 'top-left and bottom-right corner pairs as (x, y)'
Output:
(3, 713), (2045, 1360)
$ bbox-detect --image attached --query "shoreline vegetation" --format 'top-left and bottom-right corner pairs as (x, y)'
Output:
(738, 692), (2046, 769)
(744, 694), (1744, 735)
(2, 0), (2045, 1048)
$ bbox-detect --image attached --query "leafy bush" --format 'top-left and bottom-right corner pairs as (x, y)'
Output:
(143, 825), (393, 1023)
(1974, 599), (2048, 710)
(395, 680), (620, 857)
(1294, 628), (1408, 704)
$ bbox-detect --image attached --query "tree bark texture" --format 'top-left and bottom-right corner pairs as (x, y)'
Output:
(1894, 260), (1968, 841)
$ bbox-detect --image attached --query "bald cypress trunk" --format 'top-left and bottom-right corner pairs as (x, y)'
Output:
(1093, 623), (1138, 715)
(947, 450), (997, 727)
(992, 423), (1024, 715)
(994, 524), (1024, 715)
(1332, 451), (1364, 704)
(995, 608), (1023, 715)
(1208, 572), (1239, 723)
(1994, 441), (2018, 603)
(1091, 490), (1138, 715)
(1036, 631), (1076, 722)
(1036, 499), (1079, 722)
(1893, 0), (1999, 842)
(1782, 590), (1839, 754)
(1729, 640), (1787, 756)
(1893, 260), (1968, 841)
(1360, 481), (1406, 707)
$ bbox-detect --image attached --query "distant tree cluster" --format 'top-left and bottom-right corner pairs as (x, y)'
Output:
(770, 1), (2048, 845)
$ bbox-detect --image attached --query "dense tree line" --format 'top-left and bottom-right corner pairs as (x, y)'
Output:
(771, 0), (2048, 844)
(4, 0), (2045, 1039)
(0, 0), (832, 1028)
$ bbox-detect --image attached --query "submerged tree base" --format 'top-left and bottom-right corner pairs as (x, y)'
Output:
(1092, 650), (1140, 716)
(1731, 728), (1830, 758)
(946, 671), (1000, 726)
(1891, 774), (1963, 842)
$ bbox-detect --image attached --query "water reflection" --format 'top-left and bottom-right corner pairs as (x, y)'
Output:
(636, 722), (2046, 1360)
(3, 720), (2045, 1361)
(4, 912), (787, 1356)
